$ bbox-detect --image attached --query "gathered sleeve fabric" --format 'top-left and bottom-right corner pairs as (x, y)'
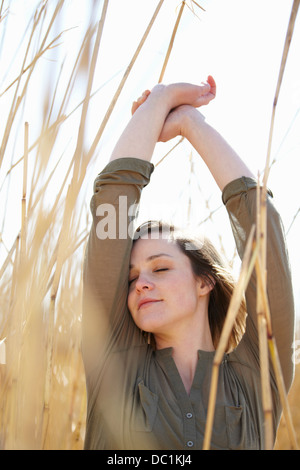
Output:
(82, 158), (154, 379)
(222, 177), (295, 392)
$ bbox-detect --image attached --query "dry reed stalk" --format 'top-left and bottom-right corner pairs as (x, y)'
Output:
(254, 176), (273, 449)
(268, 337), (299, 449)
(202, 225), (257, 450)
(204, 1), (300, 450)
(5, 206), (87, 448)
(86, 0), (165, 163)
(48, 24), (97, 138)
(0, 1), (65, 171)
(156, 0), (206, 167)
(0, 1), (7, 21)
(1, 0), (106, 450)
(41, 1), (109, 448)
(0, 3), (45, 170)
(45, 258), (81, 449)
(190, 0), (205, 12)
(257, 314), (273, 447)
(65, 332), (86, 449)
(3, 234), (24, 449)
(255, 238), (299, 449)
(155, 136), (184, 167)
(155, 0), (187, 167)
(1, 24), (113, 190)
(2, 114), (66, 185)
(158, 1), (186, 83)
(255, 250), (299, 449)
(287, 207), (300, 235)
(71, 385), (87, 449)
(21, 122), (28, 262)
(255, 184), (299, 449)
(0, 28), (75, 99)
(257, 0), (300, 449)
(262, 0), (300, 191)
(2, 53), (123, 192)
(0, 235), (18, 281)
(22, 23), (96, 199)
(1, 220), (43, 447)
(72, 3), (109, 183)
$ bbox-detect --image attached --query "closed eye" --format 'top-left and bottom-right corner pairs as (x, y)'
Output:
(128, 268), (169, 285)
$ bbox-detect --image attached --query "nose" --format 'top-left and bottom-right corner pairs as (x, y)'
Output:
(135, 274), (154, 292)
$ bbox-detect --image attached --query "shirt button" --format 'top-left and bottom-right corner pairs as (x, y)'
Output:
(186, 412), (193, 419)
(187, 440), (194, 447)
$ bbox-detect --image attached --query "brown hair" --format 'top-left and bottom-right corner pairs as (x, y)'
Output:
(133, 221), (247, 352)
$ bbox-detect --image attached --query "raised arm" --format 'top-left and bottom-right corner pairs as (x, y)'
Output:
(223, 179), (295, 391)
(82, 80), (216, 375)
(160, 103), (294, 390)
(82, 159), (154, 374)
(156, 102), (254, 191)
(181, 108), (255, 190)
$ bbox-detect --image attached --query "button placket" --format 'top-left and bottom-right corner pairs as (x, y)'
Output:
(183, 408), (196, 449)
(155, 350), (198, 448)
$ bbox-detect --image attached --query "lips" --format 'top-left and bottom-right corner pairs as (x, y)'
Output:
(138, 298), (161, 310)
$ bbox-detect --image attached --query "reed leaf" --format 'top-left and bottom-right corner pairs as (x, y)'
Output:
(158, 1), (185, 83)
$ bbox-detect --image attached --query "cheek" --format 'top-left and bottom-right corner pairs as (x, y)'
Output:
(170, 277), (199, 306)
(127, 289), (134, 313)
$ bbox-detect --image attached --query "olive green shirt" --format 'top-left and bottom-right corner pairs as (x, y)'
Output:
(82, 157), (294, 450)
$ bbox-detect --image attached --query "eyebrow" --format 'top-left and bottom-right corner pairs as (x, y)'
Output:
(129, 253), (173, 269)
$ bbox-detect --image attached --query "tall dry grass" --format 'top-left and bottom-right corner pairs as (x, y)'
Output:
(0, 0), (168, 450)
(0, 0), (299, 450)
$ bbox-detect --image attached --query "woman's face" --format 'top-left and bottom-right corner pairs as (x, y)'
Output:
(127, 237), (207, 337)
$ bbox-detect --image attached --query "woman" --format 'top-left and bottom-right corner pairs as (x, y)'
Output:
(82, 78), (294, 450)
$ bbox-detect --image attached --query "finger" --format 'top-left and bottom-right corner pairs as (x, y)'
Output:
(207, 75), (217, 97)
(199, 81), (211, 94)
(194, 92), (215, 107)
(131, 90), (151, 115)
(131, 101), (139, 115)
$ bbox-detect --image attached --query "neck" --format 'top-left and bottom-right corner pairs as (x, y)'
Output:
(154, 303), (214, 352)
(154, 315), (215, 395)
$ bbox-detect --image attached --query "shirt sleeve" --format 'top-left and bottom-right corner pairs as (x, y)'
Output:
(222, 177), (295, 391)
(82, 157), (154, 375)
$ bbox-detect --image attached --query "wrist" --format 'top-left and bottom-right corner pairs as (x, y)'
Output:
(181, 107), (207, 140)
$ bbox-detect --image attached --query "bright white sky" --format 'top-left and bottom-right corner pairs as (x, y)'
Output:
(1, 0), (300, 316)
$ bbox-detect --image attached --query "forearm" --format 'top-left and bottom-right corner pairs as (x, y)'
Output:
(183, 109), (255, 191)
(110, 87), (171, 162)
